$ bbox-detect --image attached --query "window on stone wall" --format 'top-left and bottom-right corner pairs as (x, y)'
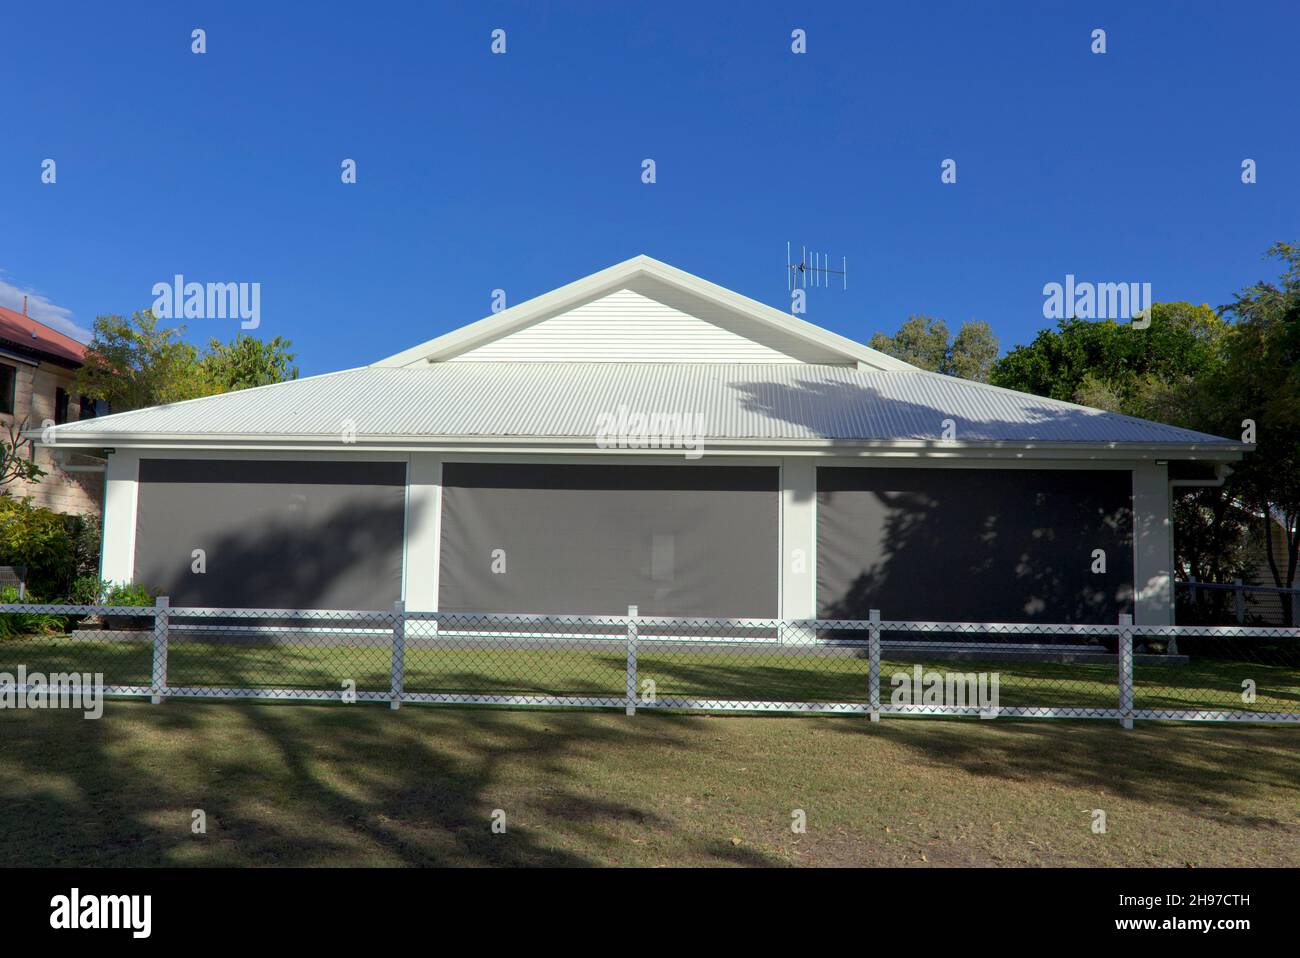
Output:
(55, 387), (70, 425)
(0, 364), (14, 415)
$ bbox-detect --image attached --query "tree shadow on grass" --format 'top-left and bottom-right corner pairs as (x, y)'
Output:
(0, 702), (785, 867)
(820, 717), (1300, 825)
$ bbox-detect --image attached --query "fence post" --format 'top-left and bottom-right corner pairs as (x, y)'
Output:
(390, 599), (405, 710)
(151, 596), (169, 705)
(1117, 612), (1134, 730)
(867, 609), (882, 722)
(1234, 577), (1245, 624)
(625, 605), (638, 716)
(1167, 583), (1179, 654)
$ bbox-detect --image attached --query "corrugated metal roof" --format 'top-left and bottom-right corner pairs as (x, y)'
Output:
(44, 364), (1240, 448)
(0, 305), (87, 365)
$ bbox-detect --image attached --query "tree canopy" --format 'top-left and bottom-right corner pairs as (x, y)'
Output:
(1201, 243), (1300, 592)
(202, 334), (300, 392)
(869, 315), (999, 382)
(989, 302), (1229, 421)
(75, 312), (298, 413)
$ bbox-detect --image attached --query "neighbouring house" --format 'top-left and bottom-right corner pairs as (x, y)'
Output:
(1247, 517), (1299, 589)
(0, 302), (105, 516)
(35, 256), (1249, 624)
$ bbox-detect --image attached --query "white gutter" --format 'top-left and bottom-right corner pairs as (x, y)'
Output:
(1169, 463), (1233, 489)
(58, 463), (107, 473)
(51, 450), (107, 474)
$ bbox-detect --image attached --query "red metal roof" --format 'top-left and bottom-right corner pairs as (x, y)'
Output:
(0, 305), (86, 364)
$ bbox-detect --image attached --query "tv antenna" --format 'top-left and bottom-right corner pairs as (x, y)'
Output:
(787, 242), (847, 291)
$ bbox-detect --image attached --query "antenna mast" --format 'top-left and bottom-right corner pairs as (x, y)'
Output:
(787, 242), (847, 292)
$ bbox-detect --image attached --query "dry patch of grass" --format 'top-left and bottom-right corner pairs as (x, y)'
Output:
(0, 702), (1296, 866)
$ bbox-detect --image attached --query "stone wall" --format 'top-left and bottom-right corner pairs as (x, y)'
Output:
(1, 358), (104, 517)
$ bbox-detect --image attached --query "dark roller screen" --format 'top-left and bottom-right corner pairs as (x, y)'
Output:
(817, 467), (1133, 622)
(439, 463), (779, 617)
(134, 459), (406, 609)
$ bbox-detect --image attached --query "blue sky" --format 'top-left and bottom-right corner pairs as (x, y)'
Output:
(1, 1), (1295, 375)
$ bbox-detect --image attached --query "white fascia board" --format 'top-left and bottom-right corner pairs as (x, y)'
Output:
(371, 255), (912, 371)
(31, 434), (1250, 461)
(372, 257), (650, 367)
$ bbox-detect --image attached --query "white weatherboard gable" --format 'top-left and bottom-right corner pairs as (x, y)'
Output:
(374, 254), (913, 370)
(449, 280), (845, 363)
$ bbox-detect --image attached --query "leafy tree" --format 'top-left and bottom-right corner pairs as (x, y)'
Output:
(201, 334), (298, 392)
(1172, 489), (1254, 583)
(75, 311), (207, 412)
(870, 316), (999, 381)
(870, 316), (949, 371)
(76, 312), (299, 413)
(989, 302), (1229, 412)
(1201, 243), (1300, 596)
(950, 321), (999, 381)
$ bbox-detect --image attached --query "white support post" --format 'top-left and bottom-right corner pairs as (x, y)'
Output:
(868, 608), (881, 722)
(390, 599), (405, 710)
(101, 450), (140, 586)
(151, 596), (169, 705)
(403, 454), (442, 613)
(1118, 612), (1134, 729)
(781, 457), (818, 645)
(1132, 462), (1173, 625)
(625, 605), (638, 716)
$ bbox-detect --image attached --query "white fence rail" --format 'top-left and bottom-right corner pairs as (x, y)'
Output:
(1, 599), (1298, 726)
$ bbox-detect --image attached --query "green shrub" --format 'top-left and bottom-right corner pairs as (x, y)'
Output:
(65, 513), (102, 586)
(102, 581), (155, 607)
(68, 575), (105, 605)
(0, 585), (67, 639)
(0, 496), (102, 600)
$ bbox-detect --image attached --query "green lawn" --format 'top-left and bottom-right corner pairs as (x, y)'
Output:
(2, 634), (1299, 714)
(0, 702), (1296, 866)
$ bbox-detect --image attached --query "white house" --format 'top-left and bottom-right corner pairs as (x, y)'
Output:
(37, 256), (1247, 624)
